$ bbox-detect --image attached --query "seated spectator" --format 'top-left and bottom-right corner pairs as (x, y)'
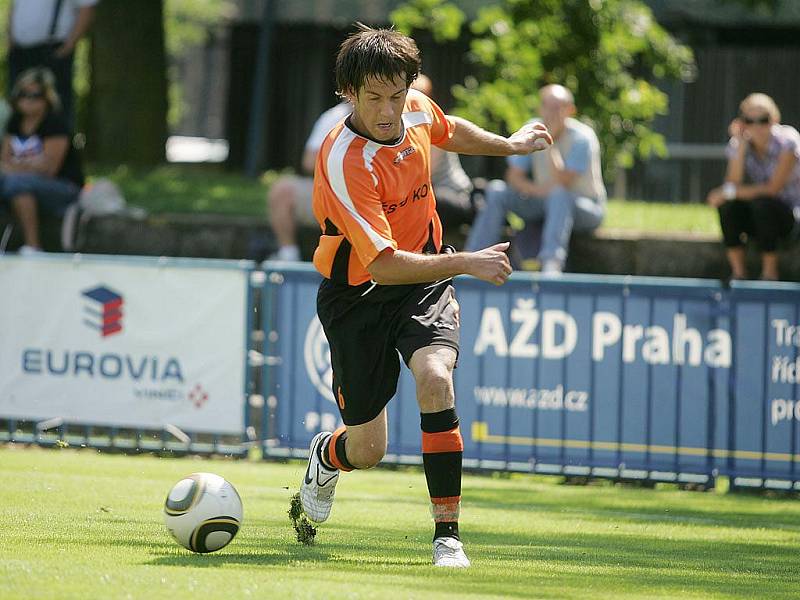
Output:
(0, 67), (84, 254)
(411, 74), (476, 230)
(707, 93), (800, 281)
(7, 0), (98, 129)
(465, 84), (606, 274)
(267, 100), (352, 261)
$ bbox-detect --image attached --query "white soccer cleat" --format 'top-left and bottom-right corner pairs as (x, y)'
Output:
(300, 431), (339, 523)
(433, 537), (471, 568)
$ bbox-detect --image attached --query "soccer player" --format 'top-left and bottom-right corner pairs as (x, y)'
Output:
(300, 24), (552, 568)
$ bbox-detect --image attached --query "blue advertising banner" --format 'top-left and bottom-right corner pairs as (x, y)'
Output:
(261, 263), (422, 462)
(455, 276), (727, 480)
(728, 281), (800, 487)
(261, 264), (800, 488)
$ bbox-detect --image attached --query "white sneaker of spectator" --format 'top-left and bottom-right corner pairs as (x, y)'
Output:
(541, 259), (563, 276)
(18, 245), (43, 257)
(271, 245), (301, 261)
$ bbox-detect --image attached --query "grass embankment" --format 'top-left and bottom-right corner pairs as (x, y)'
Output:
(90, 164), (721, 237)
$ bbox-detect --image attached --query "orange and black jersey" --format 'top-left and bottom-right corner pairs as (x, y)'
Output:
(311, 89), (456, 286)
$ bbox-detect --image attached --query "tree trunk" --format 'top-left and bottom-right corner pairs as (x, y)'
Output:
(87, 0), (167, 164)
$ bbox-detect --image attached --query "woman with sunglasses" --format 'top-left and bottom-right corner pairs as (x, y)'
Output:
(0, 67), (83, 254)
(707, 93), (800, 281)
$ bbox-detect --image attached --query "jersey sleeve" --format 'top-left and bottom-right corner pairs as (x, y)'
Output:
(407, 89), (455, 147)
(325, 150), (397, 267)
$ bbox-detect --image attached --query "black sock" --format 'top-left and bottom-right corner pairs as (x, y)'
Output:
(321, 427), (354, 471)
(435, 521), (460, 541)
(421, 408), (463, 542)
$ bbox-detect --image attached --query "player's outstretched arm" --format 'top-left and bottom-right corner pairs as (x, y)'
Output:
(367, 242), (513, 286)
(438, 116), (553, 157)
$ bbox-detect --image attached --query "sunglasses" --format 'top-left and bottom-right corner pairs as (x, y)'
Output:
(740, 115), (770, 125)
(16, 90), (45, 100)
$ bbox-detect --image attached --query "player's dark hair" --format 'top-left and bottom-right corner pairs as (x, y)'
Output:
(335, 23), (420, 96)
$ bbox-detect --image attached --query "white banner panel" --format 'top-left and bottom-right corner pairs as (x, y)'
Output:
(0, 255), (249, 434)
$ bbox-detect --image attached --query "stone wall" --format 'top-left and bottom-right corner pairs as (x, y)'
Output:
(3, 211), (799, 281)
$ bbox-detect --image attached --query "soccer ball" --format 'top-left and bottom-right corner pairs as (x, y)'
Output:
(163, 473), (243, 553)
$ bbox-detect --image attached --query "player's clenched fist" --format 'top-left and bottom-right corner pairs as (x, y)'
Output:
(467, 242), (513, 286)
(508, 122), (553, 154)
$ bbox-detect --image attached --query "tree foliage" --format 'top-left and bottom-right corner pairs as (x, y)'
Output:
(392, 0), (696, 175)
(390, 0), (467, 42)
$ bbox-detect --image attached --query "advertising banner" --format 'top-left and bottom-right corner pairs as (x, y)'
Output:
(729, 282), (800, 483)
(262, 268), (726, 478)
(456, 276), (728, 477)
(262, 265), (800, 486)
(0, 255), (250, 434)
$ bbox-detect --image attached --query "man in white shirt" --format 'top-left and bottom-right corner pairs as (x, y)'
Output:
(7, 0), (98, 127)
(267, 100), (352, 261)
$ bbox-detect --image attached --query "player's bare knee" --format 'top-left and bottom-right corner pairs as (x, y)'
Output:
(415, 364), (455, 412)
(411, 346), (455, 376)
(417, 365), (451, 395)
(348, 443), (386, 469)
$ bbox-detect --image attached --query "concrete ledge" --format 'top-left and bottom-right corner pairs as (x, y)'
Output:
(569, 228), (800, 281)
(3, 212), (799, 281)
(79, 212), (273, 259)
(0, 213), (64, 253)
(567, 229), (728, 279)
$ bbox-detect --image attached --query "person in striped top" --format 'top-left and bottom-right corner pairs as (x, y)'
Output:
(299, 23), (552, 568)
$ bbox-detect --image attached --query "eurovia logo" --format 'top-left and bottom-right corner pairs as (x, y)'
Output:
(23, 284), (209, 411)
(81, 285), (124, 338)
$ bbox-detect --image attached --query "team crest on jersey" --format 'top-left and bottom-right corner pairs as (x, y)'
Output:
(393, 146), (416, 164)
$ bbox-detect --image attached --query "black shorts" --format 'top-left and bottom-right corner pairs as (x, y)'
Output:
(317, 277), (460, 426)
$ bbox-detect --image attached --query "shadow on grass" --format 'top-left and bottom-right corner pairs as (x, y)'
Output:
(139, 522), (800, 599)
(463, 484), (800, 531)
(146, 527), (428, 569)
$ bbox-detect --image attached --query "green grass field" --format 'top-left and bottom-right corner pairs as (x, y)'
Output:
(4, 447), (798, 599)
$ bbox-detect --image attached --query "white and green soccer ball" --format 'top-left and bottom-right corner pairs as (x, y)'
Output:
(163, 473), (243, 553)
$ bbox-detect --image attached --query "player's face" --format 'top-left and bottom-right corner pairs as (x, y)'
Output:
(348, 74), (408, 142)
